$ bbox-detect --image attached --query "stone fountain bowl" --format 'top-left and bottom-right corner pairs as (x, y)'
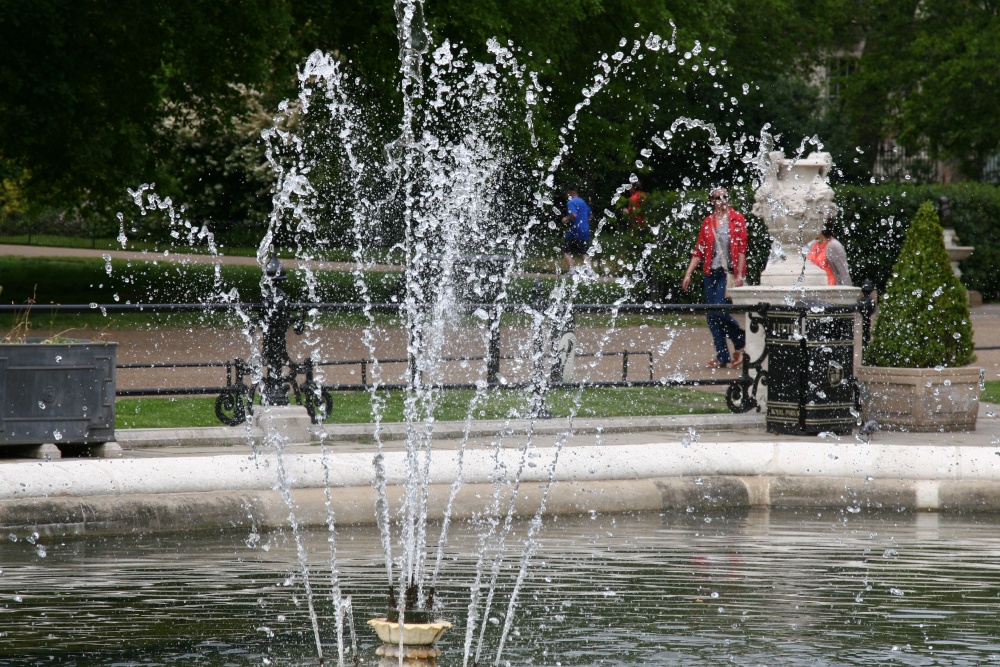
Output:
(947, 246), (974, 263)
(368, 618), (452, 645)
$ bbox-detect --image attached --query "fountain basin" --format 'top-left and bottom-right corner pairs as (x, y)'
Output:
(367, 618), (452, 645)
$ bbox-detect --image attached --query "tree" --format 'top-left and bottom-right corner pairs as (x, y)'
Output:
(838, 0), (1000, 179)
(0, 0), (289, 212)
(15, 0), (989, 247)
(865, 200), (974, 368)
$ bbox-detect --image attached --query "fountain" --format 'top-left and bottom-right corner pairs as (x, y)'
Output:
(219, 7), (778, 665)
(4, 4), (999, 658)
(106, 2), (857, 664)
(735, 149), (860, 303)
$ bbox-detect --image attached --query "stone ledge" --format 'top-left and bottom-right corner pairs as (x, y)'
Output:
(5, 476), (1000, 536)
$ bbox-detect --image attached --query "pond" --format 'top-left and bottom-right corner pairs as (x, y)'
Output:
(3, 508), (999, 666)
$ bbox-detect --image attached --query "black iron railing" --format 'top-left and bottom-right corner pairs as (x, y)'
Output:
(0, 280), (878, 428)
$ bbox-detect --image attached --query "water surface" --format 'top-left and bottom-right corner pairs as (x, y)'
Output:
(3, 508), (999, 666)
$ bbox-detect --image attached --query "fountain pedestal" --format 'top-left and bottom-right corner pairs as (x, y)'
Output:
(942, 228), (978, 305)
(253, 405), (315, 444)
(375, 641), (442, 667)
(729, 151), (861, 411)
(368, 618), (452, 667)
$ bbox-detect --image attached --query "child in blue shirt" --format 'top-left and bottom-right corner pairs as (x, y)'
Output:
(562, 188), (592, 271)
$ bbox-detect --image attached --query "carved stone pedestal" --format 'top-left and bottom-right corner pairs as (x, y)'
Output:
(375, 642), (443, 667)
(368, 618), (452, 667)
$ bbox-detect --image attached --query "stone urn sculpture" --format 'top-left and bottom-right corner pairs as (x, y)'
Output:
(751, 151), (837, 286)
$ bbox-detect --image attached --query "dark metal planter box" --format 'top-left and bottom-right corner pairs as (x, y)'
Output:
(0, 340), (117, 446)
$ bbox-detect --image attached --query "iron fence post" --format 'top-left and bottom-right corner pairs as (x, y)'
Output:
(487, 305), (501, 385)
(261, 256), (292, 406)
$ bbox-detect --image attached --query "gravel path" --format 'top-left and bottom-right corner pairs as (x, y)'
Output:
(8, 244), (998, 390)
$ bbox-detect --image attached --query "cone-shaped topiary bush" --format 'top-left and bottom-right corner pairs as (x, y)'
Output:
(865, 200), (975, 368)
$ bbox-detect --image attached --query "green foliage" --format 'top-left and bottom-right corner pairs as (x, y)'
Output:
(834, 182), (1000, 300)
(864, 201), (974, 368)
(0, 255), (632, 313)
(838, 0), (1000, 179)
(1, 0), (878, 238)
(0, 0), (289, 212)
(0, 256), (408, 309)
(6, 0), (999, 255)
(595, 187), (769, 302)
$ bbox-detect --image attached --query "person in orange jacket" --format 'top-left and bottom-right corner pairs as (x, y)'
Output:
(808, 225), (852, 286)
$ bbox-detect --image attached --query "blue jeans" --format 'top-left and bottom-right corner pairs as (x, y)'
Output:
(704, 268), (745, 365)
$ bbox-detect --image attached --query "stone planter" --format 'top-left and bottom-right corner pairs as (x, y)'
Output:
(0, 339), (118, 456)
(858, 365), (981, 432)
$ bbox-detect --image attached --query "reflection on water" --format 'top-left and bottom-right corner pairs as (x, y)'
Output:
(3, 509), (1000, 666)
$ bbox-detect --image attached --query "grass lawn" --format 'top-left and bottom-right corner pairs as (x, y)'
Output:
(982, 381), (1000, 404)
(115, 385), (728, 429)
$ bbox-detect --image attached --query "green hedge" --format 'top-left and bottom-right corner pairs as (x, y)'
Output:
(835, 182), (1000, 300)
(0, 256), (629, 314)
(0, 256), (405, 306)
(594, 187), (769, 303)
(607, 182), (1000, 302)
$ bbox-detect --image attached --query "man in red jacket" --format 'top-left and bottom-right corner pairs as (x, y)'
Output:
(681, 187), (747, 368)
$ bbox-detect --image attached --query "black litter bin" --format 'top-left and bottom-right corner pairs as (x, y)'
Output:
(766, 307), (856, 435)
